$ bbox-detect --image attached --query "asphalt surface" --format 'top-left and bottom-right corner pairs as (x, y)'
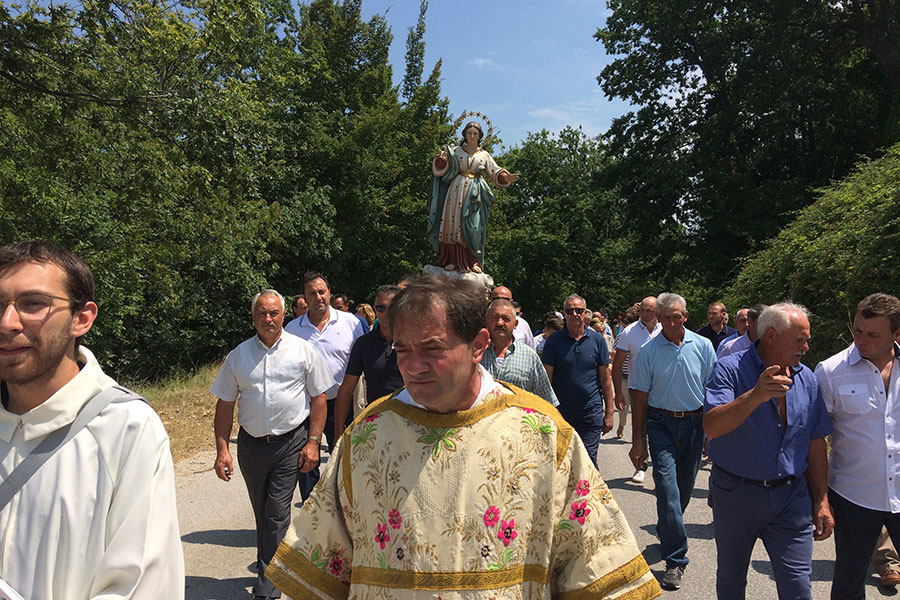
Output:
(177, 434), (894, 599)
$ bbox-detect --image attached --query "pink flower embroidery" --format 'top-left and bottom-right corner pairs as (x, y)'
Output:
(375, 523), (390, 549)
(484, 505), (500, 528)
(365, 413), (380, 422)
(575, 479), (590, 496)
(329, 556), (343, 576)
(569, 501), (590, 524)
(388, 508), (402, 529)
(522, 407), (537, 414)
(498, 519), (518, 546)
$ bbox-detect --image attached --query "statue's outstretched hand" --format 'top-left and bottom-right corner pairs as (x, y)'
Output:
(507, 173), (520, 183)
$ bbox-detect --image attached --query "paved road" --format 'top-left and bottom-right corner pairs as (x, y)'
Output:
(177, 436), (894, 599)
(594, 432), (892, 599)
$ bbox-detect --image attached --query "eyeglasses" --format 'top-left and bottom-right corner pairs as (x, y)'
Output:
(491, 296), (512, 301)
(564, 307), (586, 315)
(375, 304), (389, 313)
(0, 293), (73, 322)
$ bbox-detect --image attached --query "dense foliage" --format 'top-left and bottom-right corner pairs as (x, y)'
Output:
(595, 0), (900, 299)
(0, 0), (448, 379)
(727, 142), (900, 364)
(1, 0), (896, 379)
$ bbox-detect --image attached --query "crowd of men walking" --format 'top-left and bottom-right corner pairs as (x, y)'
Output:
(1, 239), (897, 600)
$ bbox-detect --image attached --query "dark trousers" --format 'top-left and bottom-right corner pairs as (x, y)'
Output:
(297, 397), (352, 497)
(830, 488), (900, 600)
(709, 466), (813, 599)
(237, 423), (308, 598)
(645, 407), (705, 568)
(561, 409), (604, 469)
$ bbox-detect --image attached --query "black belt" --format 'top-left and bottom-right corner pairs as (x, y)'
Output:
(241, 419), (306, 443)
(715, 465), (795, 488)
(648, 405), (703, 418)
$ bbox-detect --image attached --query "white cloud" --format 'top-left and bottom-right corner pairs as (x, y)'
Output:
(467, 57), (498, 70)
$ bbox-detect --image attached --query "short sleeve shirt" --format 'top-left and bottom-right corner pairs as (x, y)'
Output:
(345, 325), (404, 405)
(629, 328), (716, 412)
(210, 331), (335, 437)
(542, 328), (610, 417)
(614, 320), (662, 377)
(816, 342), (900, 511)
(285, 307), (365, 399)
(705, 343), (832, 480)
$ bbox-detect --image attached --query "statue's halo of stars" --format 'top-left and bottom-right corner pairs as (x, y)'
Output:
(452, 110), (494, 147)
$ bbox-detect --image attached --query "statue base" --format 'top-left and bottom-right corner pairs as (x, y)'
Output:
(423, 264), (494, 288)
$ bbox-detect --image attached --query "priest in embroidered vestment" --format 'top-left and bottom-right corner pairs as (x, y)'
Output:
(267, 275), (660, 599)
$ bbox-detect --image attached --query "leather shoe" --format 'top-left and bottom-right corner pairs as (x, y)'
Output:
(881, 570), (900, 586)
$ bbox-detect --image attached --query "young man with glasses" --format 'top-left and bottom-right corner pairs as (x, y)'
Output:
(333, 285), (405, 442)
(541, 293), (615, 467)
(0, 241), (184, 599)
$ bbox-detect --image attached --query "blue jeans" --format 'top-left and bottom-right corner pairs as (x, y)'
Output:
(561, 408), (604, 469)
(646, 407), (705, 568)
(830, 488), (900, 600)
(709, 466), (813, 599)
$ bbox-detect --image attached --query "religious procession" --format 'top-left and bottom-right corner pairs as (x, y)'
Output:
(0, 105), (898, 600)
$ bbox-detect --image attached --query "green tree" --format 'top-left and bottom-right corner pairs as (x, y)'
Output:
(726, 142), (900, 364)
(489, 127), (643, 319)
(596, 0), (899, 292)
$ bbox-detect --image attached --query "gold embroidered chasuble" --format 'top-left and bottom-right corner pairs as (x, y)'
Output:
(267, 384), (661, 599)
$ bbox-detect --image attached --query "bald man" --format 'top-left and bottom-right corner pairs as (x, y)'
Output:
(491, 286), (537, 350)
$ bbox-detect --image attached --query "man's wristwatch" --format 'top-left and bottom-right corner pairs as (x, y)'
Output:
(308, 434), (321, 446)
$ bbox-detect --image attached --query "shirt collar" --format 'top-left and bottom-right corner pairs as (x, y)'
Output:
(488, 340), (516, 357)
(0, 346), (116, 443)
(638, 320), (660, 334)
(255, 329), (284, 351)
(397, 365), (510, 411)
(750, 339), (803, 376)
(848, 341), (900, 366)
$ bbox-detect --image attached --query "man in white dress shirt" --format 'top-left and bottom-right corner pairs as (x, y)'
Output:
(816, 293), (900, 600)
(212, 289), (333, 600)
(0, 241), (184, 599)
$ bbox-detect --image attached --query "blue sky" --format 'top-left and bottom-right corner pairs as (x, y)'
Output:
(359, 0), (631, 149)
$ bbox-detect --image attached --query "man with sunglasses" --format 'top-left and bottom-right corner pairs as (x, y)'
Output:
(333, 285), (404, 442)
(542, 293), (615, 467)
(0, 241), (184, 599)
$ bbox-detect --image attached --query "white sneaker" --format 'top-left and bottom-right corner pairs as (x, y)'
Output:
(631, 469), (646, 484)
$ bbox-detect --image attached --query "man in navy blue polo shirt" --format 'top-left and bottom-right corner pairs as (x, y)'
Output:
(332, 285), (405, 442)
(704, 302), (833, 600)
(542, 293), (614, 467)
(629, 292), (717, 590)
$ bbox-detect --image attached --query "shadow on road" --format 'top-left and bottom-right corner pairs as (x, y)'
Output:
(185, 575), (255, 600)
(182, 528), (256, 548)
(604, 476), (657, 497)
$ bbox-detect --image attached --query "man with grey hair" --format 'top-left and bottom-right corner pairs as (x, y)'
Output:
(629, 292), (717, 590)
(543, 293), (616, 467)
(704, 302), (832, 599)
(717, 303), (767, 359)
(481, 299), (558, 406)
(211, 289), (334, 600)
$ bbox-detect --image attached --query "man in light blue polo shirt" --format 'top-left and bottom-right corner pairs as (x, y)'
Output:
(628, 292), (716, 591)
